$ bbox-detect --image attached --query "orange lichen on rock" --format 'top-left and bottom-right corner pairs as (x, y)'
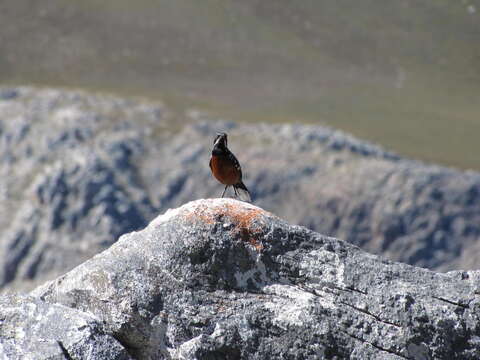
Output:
(182, 199), (273, 252)
(223, 202), (267, 252)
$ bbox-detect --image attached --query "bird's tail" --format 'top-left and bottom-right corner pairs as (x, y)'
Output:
(234, 181), (252, 202)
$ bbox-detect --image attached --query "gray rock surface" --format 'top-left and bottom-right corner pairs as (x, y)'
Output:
(31, 199), (480, 359)
(2, 86), (480, 291)
(0, 294), (131, 359)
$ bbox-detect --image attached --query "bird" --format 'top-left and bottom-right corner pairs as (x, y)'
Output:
(209, 132), (251, 201)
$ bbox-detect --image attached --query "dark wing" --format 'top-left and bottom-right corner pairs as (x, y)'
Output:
(228, 149), (251, 202)
(209, 157), (213, 171)
(227, 151), (243, 179)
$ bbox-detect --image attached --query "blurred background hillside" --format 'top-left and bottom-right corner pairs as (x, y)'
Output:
(1, 0), (479, 170)
(1, 1), (480, 292)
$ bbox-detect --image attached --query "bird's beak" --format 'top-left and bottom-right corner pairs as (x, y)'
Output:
(214, 132), (227, 147)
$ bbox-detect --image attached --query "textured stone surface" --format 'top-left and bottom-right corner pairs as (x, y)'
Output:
(2, 86), (480, 291)
(32, 199), (480, 360)
(0, 294), (131, 359)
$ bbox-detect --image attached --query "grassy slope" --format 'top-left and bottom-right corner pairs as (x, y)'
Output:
(1, 0), (479, 169)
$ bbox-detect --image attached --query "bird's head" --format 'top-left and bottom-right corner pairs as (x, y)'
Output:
(213, 132), (228, 148)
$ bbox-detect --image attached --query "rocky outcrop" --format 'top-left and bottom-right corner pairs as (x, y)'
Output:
(2, 86), (480, 291)
(0, 294), (131, 359)
(17, 199), (478, 360)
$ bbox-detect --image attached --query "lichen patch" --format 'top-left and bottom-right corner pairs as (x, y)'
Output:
(180, 199), (274, 252)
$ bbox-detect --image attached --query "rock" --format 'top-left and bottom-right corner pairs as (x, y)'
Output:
(32, 199), (480, 359)
(0, 294), (131, 359)
(3, 86), (480, 292)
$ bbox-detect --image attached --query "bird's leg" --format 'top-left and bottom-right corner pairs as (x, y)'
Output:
(233, 186), (239, 198)
(221, 185), (228, 198)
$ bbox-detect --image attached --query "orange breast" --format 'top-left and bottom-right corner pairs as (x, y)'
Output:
(210, 155), (240, 185)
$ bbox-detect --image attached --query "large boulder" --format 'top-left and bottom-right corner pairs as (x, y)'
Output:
(29, 199), (480, 359)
